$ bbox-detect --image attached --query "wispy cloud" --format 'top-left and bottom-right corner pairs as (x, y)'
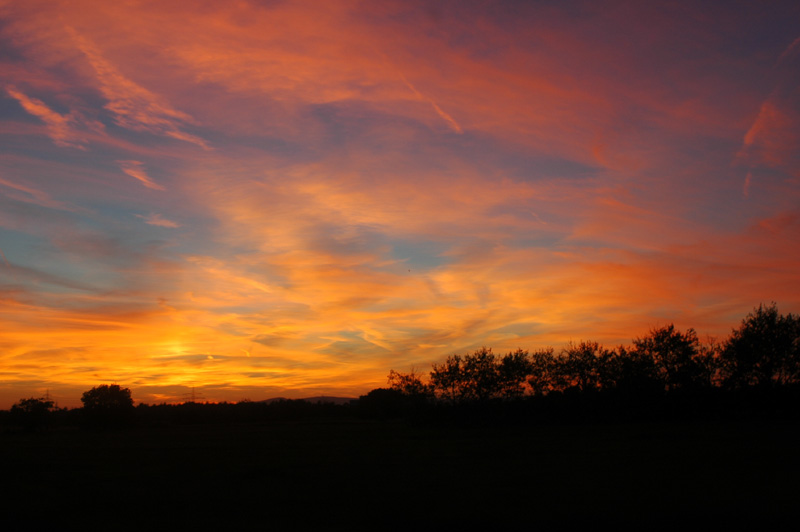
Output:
(136, 213), (180, 228)
(69, 30), (210, 150)
(400, 75), (463, 133)
(0, 246), (11, 268)
(777, 35), (800, 65)
(735, 30), (800, 186)
(0, 175), (73, 211)
(5, 86), (90, 148)
(117, 160), (164, 190)
(743, 172), (752, 198)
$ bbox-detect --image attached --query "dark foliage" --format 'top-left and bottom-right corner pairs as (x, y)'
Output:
(357, 388), (408, 419)
(428, 347), (534, 402)
(382, 304), (800, 424)
(81, 384), (135, 427)
(631, 324), (707, 391)
(9, 397), (56, 431)
(132, 398), (353, 427)
(720, 303), (800, 389)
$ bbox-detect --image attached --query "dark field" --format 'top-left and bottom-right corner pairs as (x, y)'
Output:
(4, 418), (799, 530)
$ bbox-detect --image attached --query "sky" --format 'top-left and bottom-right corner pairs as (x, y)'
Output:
(1, 0), (799, 408)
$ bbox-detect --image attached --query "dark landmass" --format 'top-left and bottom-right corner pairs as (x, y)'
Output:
(261, 395), (356, 405)
(3, 415), (798, 530)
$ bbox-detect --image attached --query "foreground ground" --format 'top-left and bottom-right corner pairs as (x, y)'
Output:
(3, 418), (798, 530)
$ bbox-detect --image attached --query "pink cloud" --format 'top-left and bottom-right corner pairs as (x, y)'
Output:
(68, 28), (210, 149)
(136, 213), (180, 228)
(0, 175), (73, 211)
(117, 160), (164, 190)
(5, 86), (89, 148)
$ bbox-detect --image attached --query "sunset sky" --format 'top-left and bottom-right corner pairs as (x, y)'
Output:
(1, 1), (799, 407)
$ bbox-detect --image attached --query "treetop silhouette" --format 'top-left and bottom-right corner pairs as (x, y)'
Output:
(81, 384), (135, 427)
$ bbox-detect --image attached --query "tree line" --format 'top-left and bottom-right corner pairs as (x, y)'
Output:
(367, 303), (800, 420)
(2, 384), (354, 430)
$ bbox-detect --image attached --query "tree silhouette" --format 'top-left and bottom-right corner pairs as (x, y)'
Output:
(596, 345), (660, 396)
(358, 388), (407, 419)
(81, 384), (135, 427)
(527, 347), (561, 396)
(560, 341), (609, 392)
(372, 303), (800, 424)
(497, 348), (534, 398)
(10, 397), (55, 430)
(721, 303), (800, 389)
(429, 348), (533, 402)
(460, 347), (500, 401)
(632, 324), (704, 391)
(388, 369), (434, 399)
(430, 354), (465, 403)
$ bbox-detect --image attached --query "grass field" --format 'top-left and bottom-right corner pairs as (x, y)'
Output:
(3, 418), (799, 530)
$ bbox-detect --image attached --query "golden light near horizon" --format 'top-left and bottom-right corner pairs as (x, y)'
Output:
(1, 1), (799, 407)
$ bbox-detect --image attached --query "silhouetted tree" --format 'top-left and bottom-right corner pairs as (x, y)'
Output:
(527, 347), (561, 395)
(429, 348), (533, 402)
(460, 347), (500, 401)
(605, 345), (660, 395)
(358, 388), (407, 419)
(496, 349), (534, 398)
(721, 303), (800, 389)
(388, 369), (434, 399)
(560, 341), (609, 392)
(693, 339), (725, 388)
(430, 354), (465, 403)
(594, 346), (625, 391)
(10, 397), (55, 430)
(632, 324), (704, 391)
(81, 384), (135, 427)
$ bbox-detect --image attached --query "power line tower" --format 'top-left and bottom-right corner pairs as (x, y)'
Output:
(179, 386), (204, 404)
(44, 388), (58, 408)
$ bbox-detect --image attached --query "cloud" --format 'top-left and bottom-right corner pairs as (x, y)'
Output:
(400, 75), (463, 133)
(777, 35), (800, 65)
(117, 160), (164, 190)
(136, 213), (180, 228)
(735, 33), (800, 187)
(69, 29), (210, 149)
(743, 172), (752, 198)
(5, 86), (89, 148)
(0, 246), (11, 270)
(0, 175), (73, 211)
